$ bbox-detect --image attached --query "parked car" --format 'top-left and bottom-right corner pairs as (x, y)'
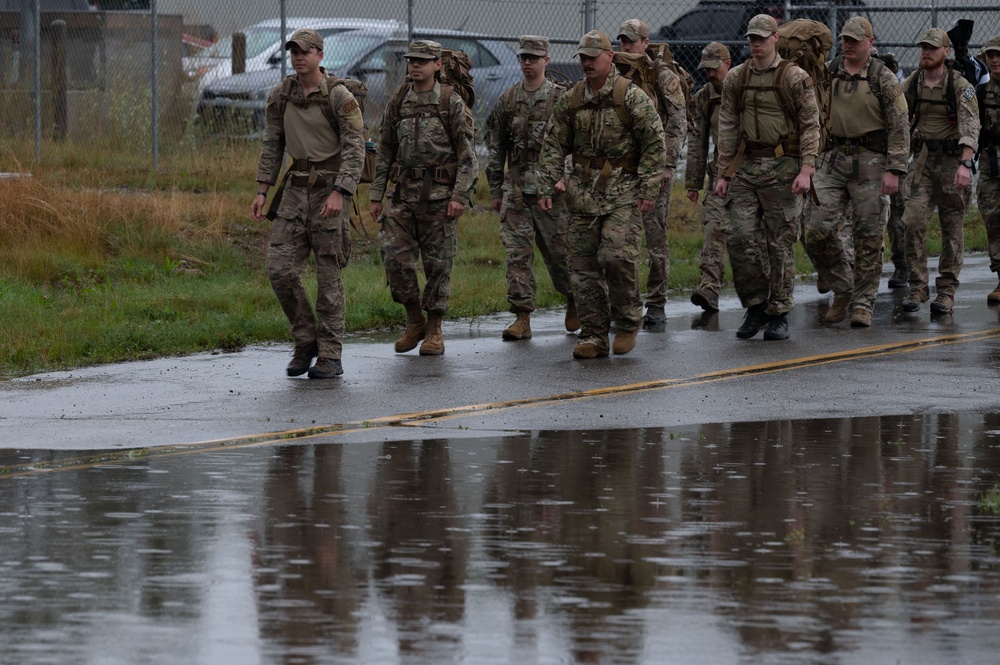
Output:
(197, 28), (521, 137)
(184, 17), (401, 94)
(657, 0), (866, 87)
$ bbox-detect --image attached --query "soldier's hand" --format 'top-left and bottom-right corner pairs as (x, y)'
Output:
(881, 172), (900, 196)
(447, 200), (465, 219)
(791, 172), (812, 195)
(538, 197), (553, 212)
(664, 167), (674, 182)
(250, 195), (267, 222)
(322, 191), (344, 219)
(637, 198), (654, 214)
(370, 201), (382, 219)
(492, 198), (503, 213)
(554, 180), (566, 194)
(955, 164), (972, 188)
(686, 190), (699, 204)
(714, 179), (729, 198)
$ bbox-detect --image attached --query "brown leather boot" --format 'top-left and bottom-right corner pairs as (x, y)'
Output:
(824, 294), (851, 324)
(419, 313), (445, 355)
(502, 311), (532, 340)
(612, 329), (638, 355)
(564, 297), (580, 332)
(394, 304), (426, 353)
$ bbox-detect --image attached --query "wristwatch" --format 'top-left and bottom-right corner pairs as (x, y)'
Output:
(959, 159), (975, 169)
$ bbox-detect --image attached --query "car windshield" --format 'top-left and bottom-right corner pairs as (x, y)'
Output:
(318, 33), (386, 70)
(671, 8), (743, 38)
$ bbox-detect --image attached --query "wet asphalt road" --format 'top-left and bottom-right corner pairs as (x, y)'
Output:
(3, 255), (1000, 451)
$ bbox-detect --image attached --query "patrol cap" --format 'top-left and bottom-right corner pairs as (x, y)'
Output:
(405, 39), (442, 60)
(745, 14), (779, 38)
(285, 28), (323, 52)
(576, 30), (612, 57)
(980, 35), (1000, 56)
(699, 42), (731, 69)
(840, 16), (874, 41)
(518, 35), (550, 57)
(617, 19), (649, 43)
(917, 28), (950, 48)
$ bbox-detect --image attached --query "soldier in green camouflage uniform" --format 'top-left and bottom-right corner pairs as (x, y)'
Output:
(715, 14), (821, 341)
(977, 36), (1000, 305)
(251, 29), (366, 379)
(369, 40), (478, 356)
(617, 19), (688, 327)
(686, 42), (732, 313)
(538, 30), (665, 359)
(804, 17), (909, 328)
(901, 28), (980, 315)
(485, 35), (577, 342)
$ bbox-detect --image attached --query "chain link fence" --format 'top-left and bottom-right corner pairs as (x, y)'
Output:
(2, 1), (999, 167)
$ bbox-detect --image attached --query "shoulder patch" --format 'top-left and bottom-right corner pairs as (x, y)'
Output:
(340, 98), (360, 114)
(964, 86), (976, 100)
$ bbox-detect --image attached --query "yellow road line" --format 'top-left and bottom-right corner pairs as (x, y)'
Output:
(4, 327), (998, 478)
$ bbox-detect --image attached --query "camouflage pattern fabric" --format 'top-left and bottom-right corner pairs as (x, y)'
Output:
(378, 199), (457, 314)
(979, 77), (1000, 273)
(641, 181), (672, 306)
(698, 190), (729, 295)
(499, 195), (573, 312)
(687, 80), (727, 295)
(886, 190), (906, 269)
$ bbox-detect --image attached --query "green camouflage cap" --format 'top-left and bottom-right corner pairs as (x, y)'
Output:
(285, 28), (323, 51)
(405, 39), (442, 60)
(745, 14), (778, 38)
(518, 35), (550, 57)
(840, 16), (873, 41)
(617, 19), (649, 43)
(698, 42), (731, 69)
(576, 30), (612, 57)
(980, 35), (1000, 56)
(918, 28), (950, 48)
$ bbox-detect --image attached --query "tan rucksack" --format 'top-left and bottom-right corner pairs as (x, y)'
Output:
(647, 42), (695, 124)
(612, 51), (659, 112)
(438, 48), (476, 111)
(775, 18), (833, 145)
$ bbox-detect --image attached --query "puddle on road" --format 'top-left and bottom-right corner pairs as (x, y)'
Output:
(2, 413), (1000, 664)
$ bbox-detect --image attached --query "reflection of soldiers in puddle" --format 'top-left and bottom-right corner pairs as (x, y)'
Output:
(368, 440), (468, 658)
(480, 429), (666, 662)
(253, 445), (361, 658)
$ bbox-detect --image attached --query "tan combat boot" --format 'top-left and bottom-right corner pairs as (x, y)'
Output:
(394, 304), (426, 353)
(988, 278), (1000, 305)
(564, 297), (580, 332)
(824, 294), (851, 324)
(419, 313), (445, 355)
(502, 311), (532, 340)
(612, 329), (638, 355)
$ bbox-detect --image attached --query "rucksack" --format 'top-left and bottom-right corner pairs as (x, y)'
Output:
(278, 74), (376, 183)
(775, 18), (833, 145)
(905, 62), (959, 128)
(438, 48), (476, 111)
(647, 42), (695, 124)
(612, 51), (659, 113)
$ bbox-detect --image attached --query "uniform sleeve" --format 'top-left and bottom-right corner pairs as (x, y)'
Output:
(537, 95), (573, 197)
(685, 84), (710, 190)
(715, 68), (741, 177)
(330, 84), (367, 195)
(369, 89), (400, 203)
(484, 93), (510, 200)
(878, 66), (910, 174)
(627, 86), (666, 200)
(956, 75), (981, 151)
(255, 83), (286, 185)
(656, 65), (688, 168)
(789, 67), (820, 168)
(449, 93), (479, 206)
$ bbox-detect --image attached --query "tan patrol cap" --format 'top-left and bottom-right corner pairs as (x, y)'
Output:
(518, 35), (550, 57)
(617, 19), (650, 42)
(285, 28), (323, 52)
(980, 35), (1000, 56)
(699, 42), (731, 69)
(745, 14), (779, 38)
(840, 16), (873, 41)
(918, 28), (950, 48)
(405, 39), (442, 60)
(576, 30), (612, 57)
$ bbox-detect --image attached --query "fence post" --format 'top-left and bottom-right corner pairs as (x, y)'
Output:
(151, 0), (158, 171)
(827, 0), (837, 40)
(51, 19), (67, 142)
(583, 0), (596, 33)
(408, 0), (415, 42)
(280, 0), (287, 79)
(232, 32), (246, 75)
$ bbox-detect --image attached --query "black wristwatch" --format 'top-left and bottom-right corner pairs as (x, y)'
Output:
(959, 159), (975, 169)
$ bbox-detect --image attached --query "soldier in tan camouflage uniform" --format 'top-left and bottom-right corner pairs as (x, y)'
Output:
(686, 42), (732, 313)
(250, 29), (366, 379)
(369, 40), (478, 356)
(715, 14), (821, 341)
(485, 35), (578, 341)
(977, 36), (1000, 305)
(617, 19), (687, 327)
(900, 28), (980, 315)
(538, 31), (665, 359)
(804, 17), (909, 329)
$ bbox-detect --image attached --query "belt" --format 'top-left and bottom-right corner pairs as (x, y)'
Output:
(289, 174), (335, 187)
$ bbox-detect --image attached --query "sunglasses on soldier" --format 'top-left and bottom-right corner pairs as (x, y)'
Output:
(517, 54), (542, 63)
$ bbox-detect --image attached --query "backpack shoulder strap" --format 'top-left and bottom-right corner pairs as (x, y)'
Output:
(773, 59), (797, 125)
(612, 75), (633, 128)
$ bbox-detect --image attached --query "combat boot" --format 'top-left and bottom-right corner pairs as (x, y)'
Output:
(736, 303), (769, 339)
(419, 313), (445, 355)
(394, 304), (426, 353)
(642, 304), (666, 327)
(763, 312), (790, 340)
(690, 286), (719, 312)
(572, 340), (609, 359)
(849, 307), (872, 328)
(612, 329), (638, 355)
(564, 297), (580, 332)
(988, 278), (1000, 305)
(930, 293), (954, 315)
(901, 289), (928, 312)
(308, 357), (343, 379)
(824, 294), (851, 324)
(286, 341), (318, 377)
(502, 311), (532, 341)
(816, 277), (830, 294)
(888, 266), (909, 289)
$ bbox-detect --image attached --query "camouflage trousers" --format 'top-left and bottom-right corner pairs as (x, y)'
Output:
(902, 153), (970, 299)
(977, 174), (1000, 274)
(727, 156), (803, 315)
(886, 190), (906, 269)
(265, 188), (352, 360)
(805, 147), (888, 312)
(640, 178), (672, 306)
(500, 194), (572, 312)
(567, 205), (644, 351)
(697, 179), (729, 294)
(378, 198), (458, 315)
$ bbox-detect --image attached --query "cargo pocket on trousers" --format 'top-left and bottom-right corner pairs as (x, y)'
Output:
(315, 221), (352, 269)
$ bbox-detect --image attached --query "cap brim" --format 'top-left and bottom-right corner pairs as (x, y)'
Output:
(745, 29), (774, 38)
(518, 48), (547, 56)
(917, 40), (939, 47)
(982, 46), (1000, 54)
(404, 52), (437, 59)
(839, 31), (867, 40)
(699, 58), (722, 70)
(576, 47), (604, 57)
(617, 31), (641, 42)
(285, 38), (312, 51)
